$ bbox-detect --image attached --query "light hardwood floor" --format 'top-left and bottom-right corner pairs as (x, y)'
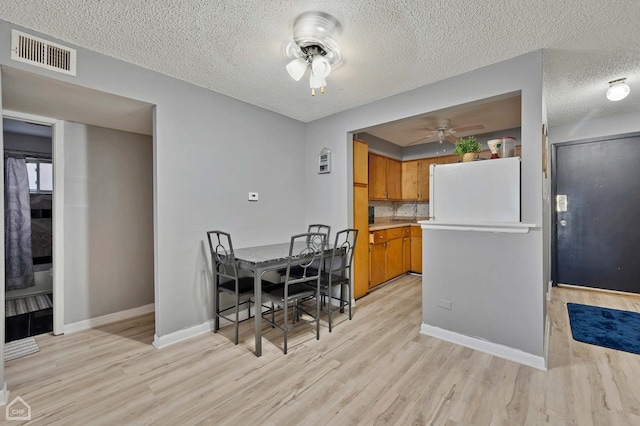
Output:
(5, 275), (640, 425)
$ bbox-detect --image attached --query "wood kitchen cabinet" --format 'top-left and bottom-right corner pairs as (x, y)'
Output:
(369, 227), (407, 287)
(402, 227), (411, 273)
(402, 157), (442, 201)
(369, 152), (401, 200)
(353, 139), (370, 298)
(410, 226), (422, 273)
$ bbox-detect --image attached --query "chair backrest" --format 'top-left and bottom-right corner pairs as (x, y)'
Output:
(328, 228), (359, 278)
(206, 230), (240, 282)
(308, 224), (331, 244)
(284, 232), (327, 284)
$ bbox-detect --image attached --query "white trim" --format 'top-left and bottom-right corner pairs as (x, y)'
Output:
(152, 309), (252, 349)
(544, 316), (551, 366)
(52, 121), (64, 335)
(153, 319), (215, 349)
(420, 220), (537, 234)
(0, 382), (8, 405)
(64, 303), (154, 334)
(420, 323), (547, 371)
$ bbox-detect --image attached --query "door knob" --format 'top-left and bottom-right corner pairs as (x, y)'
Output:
(559, 219), (567, 226)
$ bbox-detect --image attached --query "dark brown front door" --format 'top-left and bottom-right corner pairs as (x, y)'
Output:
(555, 133), (640, 294)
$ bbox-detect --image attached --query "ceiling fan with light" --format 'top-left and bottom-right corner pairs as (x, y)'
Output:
(284, 11), (343, 96)
(409, 118), (485, 145)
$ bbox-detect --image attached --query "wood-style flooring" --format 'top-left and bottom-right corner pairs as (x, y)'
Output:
(5, 275), (640, 425)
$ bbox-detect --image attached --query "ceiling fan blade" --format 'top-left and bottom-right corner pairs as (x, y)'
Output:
(407, 135), (431, 146)
(445, 135), (458, 144)
(451, 124), (485, 133)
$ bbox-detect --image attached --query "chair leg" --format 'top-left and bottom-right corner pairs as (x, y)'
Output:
(271, 301), (275, 328)
(234, 294), (240, 345)
(348, 283), (352, 320)
(316, 291), (320, 340)
(283, 300), (288, 354)
(328, 283), (333, 333)
(214, 290), (220, 333)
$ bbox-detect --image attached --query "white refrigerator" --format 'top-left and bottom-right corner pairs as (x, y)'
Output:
(429, 156), (521, 225)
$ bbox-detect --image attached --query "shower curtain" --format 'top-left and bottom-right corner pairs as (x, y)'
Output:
(5, 156), (35, 290)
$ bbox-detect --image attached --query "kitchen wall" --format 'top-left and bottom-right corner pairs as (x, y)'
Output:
(304, 51), (546, 362)
(63, 122), (154, 324)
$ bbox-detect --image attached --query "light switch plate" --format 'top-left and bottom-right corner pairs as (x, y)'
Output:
(248, 192), (259, 201)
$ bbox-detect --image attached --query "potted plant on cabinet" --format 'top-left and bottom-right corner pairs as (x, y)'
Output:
(453, 136), (481, 162)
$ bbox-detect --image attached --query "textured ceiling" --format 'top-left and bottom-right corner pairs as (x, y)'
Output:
(0, 0), (639, 128)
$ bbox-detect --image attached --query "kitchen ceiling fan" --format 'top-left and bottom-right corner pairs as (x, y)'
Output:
(408, 119), (485, 145)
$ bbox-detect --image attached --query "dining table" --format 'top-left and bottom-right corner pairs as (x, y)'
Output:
(232, 240), (332, 356)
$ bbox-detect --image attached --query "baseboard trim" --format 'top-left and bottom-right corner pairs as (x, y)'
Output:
(420, 323), (547, 371)
(0, 382), (8, 406)
(64, 303), (155, 334)
(153, 308), (251, 349)
(153, 319), (215, 349)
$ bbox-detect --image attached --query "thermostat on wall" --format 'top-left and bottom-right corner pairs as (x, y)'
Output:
(319, 148), (331, 174)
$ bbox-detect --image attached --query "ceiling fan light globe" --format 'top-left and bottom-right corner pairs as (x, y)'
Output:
(606, 81), (630, 101)
(311, 55), (331, 79)
(286, 58), (307, 81)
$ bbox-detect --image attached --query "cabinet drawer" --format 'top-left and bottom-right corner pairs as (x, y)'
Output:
(370, 230), (387, 244)
(410, 226), (422, 237)
(403, 227), (411, 237)
(385, 227), (403, 240)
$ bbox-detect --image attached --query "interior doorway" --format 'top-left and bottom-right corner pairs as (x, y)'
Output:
(3, 112), (64, 339)
(554, 132), (640, 294)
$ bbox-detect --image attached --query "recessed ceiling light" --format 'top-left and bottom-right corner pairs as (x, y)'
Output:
(606, 78), (630, 101)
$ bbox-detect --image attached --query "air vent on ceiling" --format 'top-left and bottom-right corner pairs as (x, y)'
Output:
(11, 29), (76, 76)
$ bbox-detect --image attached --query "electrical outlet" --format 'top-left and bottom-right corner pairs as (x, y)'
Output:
(438, 299), (452, 310)
(248, 192), (259, 201)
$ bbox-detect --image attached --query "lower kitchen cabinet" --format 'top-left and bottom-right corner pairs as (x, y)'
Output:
(369, 227), (413, 288)
(410, 226), (422, 273)
(402, 227), (411, 273)
(370, 242), (386, 287)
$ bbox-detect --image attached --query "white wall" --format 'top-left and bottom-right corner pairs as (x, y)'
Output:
(0, 19), (307, 345)
(305, 51), (546, 360)
(549, 110), (640, 144)
(63, 122), (154, 323)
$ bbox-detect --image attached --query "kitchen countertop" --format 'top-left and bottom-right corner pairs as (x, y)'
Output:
(369, 217), (429, 231)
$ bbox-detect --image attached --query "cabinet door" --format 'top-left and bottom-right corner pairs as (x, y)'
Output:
(441, 155), (460, 164)
(386, 238), (403, 279)
(370, 243), (386, 287)
(368, 153), (387, 199)
(403, 237), (411, 273)
(410, 235), (422, 273)
(386, 158), (402, 200)
(353, 185), (369, 298)
(353, 139), (369, 185)
(401, 160), (419, 200)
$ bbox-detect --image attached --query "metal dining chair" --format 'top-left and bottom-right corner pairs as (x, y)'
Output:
(261, 232), (326, 354)
(320, 228), (358, 332)
(283, 224), (330, 279)
(206, 230), (255, 345)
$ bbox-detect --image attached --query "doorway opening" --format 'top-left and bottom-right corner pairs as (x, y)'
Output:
(3, 116), (56, 342)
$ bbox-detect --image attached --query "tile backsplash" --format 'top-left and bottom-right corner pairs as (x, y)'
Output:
(369, 200), (429, 219)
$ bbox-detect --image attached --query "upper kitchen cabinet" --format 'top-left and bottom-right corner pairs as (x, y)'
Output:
(353, 139), (369, 185)
(369, 152), (401, 200)
(402, 157), (442, 201)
